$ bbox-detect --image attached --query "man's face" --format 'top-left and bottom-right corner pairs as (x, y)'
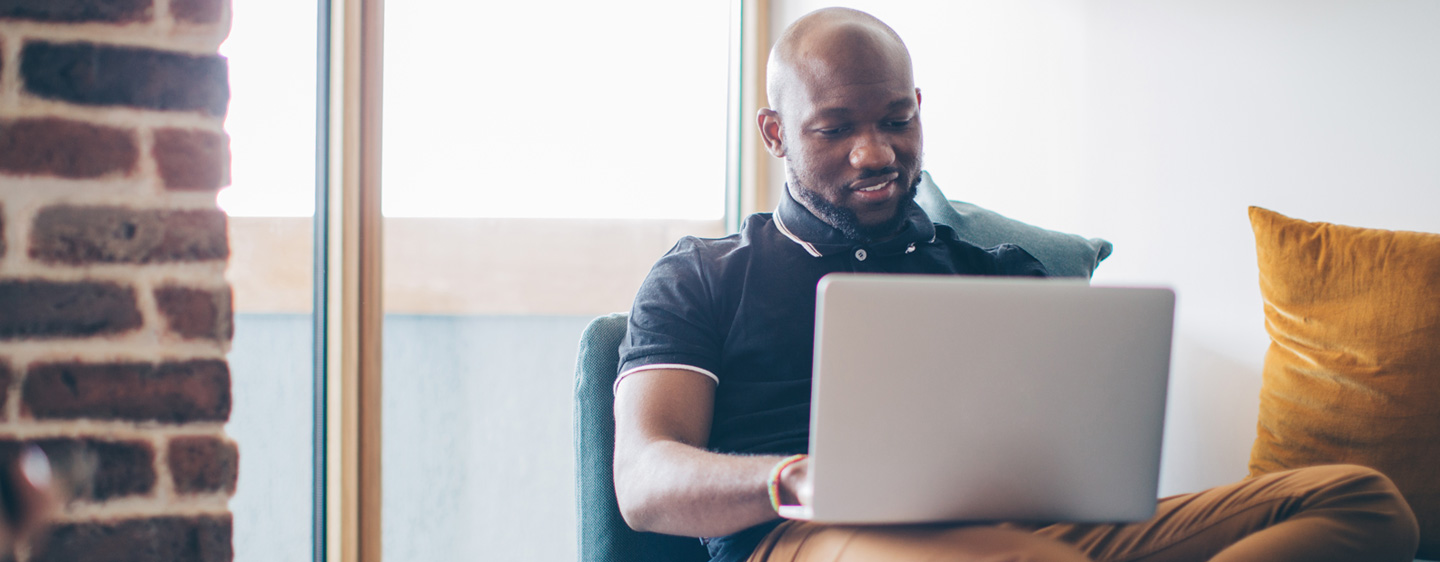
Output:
(764, 54), (923, 241)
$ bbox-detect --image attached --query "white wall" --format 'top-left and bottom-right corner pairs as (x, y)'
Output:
(768, 0), (1440, 495)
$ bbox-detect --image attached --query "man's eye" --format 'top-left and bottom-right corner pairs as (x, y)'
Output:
(886, 119), (912, 129)
(817, 127), (849, 137)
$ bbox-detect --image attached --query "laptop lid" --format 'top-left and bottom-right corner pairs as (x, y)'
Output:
(785, 274), (1174, 524)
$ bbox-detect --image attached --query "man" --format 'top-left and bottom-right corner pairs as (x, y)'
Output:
(613, 7), (1419, 562)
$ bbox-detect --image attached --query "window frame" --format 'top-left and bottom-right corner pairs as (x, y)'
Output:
(315, 0), (383, 561)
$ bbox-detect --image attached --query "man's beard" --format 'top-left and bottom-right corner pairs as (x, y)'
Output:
(788, 164), (923, 242)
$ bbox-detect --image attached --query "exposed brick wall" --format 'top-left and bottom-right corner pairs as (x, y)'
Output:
(20, 42), (230, 116)
(168, 436), (236, 495)
(0, 281), (143, 338)
(0, 1), (154, 24)
(29, 206), (229, 265)
(0, 438), (159, 501)
(24, 360), (231, 423)
(154, 285), (232, 341)
(0, 118), (138, 178)
(0, 1), (235, 560)
(153, 128), (229, 191)
(31, 516), (233, 562)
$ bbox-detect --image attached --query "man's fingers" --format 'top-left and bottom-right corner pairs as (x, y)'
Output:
(0, 446), (60, 544)
(781, 457), (814, 507)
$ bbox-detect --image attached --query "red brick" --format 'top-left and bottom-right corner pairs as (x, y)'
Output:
(0, 118), (138, 179)
(29, 205), (228, 265)
(155, 285), (232, 341)
(29, 515), (232, 562)
(168, 436), (236, 494)
(169, 0), (222, 24)
(23, 360), (231, 423)
(21, 41), (229, 116)
(0, 0), (153, 23)
(0, 280), (142, 339)
(0, 359), (9, 411)
(153, 128), (229, 190)
(0, 437), (155, 501)
(41, 438), (155, 500)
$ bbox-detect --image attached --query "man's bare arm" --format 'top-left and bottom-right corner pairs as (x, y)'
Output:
(613, 369), (808, 537)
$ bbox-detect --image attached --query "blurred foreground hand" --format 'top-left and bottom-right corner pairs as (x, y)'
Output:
(0, 445), (59, 552)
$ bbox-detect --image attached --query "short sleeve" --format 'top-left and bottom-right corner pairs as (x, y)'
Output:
(618, 237), (725, 378)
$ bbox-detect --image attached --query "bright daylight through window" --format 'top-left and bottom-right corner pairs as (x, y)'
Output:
(379, 2), (730, 560)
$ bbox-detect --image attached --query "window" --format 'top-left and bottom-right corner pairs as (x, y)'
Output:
(379, 2), (732, 559)
(220, 1), (750, 560)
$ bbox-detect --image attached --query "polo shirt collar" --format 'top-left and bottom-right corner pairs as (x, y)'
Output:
(773, 184), (936, 258)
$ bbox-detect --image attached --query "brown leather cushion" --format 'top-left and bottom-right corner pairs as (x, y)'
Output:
(1247, 206), (1440, 558)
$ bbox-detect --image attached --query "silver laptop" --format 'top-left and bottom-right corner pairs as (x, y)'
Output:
(778, 274), (1174, 524)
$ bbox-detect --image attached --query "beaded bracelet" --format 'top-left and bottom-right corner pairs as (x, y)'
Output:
(766, 454), (809, 513)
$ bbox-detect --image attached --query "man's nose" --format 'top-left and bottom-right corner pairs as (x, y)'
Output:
(849, 131), (895, 170)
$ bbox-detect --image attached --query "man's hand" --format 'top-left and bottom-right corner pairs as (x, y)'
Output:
(1, 446), (59, 552)
(777, 456), (813, 508)
(613, 368), (794, 537)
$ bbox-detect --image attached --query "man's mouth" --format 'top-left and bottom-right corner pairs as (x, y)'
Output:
(849, 172), (901, 198)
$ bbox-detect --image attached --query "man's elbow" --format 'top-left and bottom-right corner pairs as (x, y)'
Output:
(614, 474), (663, 532)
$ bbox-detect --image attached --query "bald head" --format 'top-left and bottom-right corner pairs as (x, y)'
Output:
(766, 8), (914, 118)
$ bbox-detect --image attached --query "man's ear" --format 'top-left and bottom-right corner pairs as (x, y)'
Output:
(915, 87), (922, 107)
(757, 109), (786, 158)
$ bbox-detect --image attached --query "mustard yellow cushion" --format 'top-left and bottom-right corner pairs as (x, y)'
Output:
(1247, 206), (1440, 558)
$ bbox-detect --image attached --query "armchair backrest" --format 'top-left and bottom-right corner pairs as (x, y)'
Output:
(573, 313), (711, 562)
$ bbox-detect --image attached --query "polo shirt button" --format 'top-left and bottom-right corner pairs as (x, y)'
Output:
(854, 249), (867, 261)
